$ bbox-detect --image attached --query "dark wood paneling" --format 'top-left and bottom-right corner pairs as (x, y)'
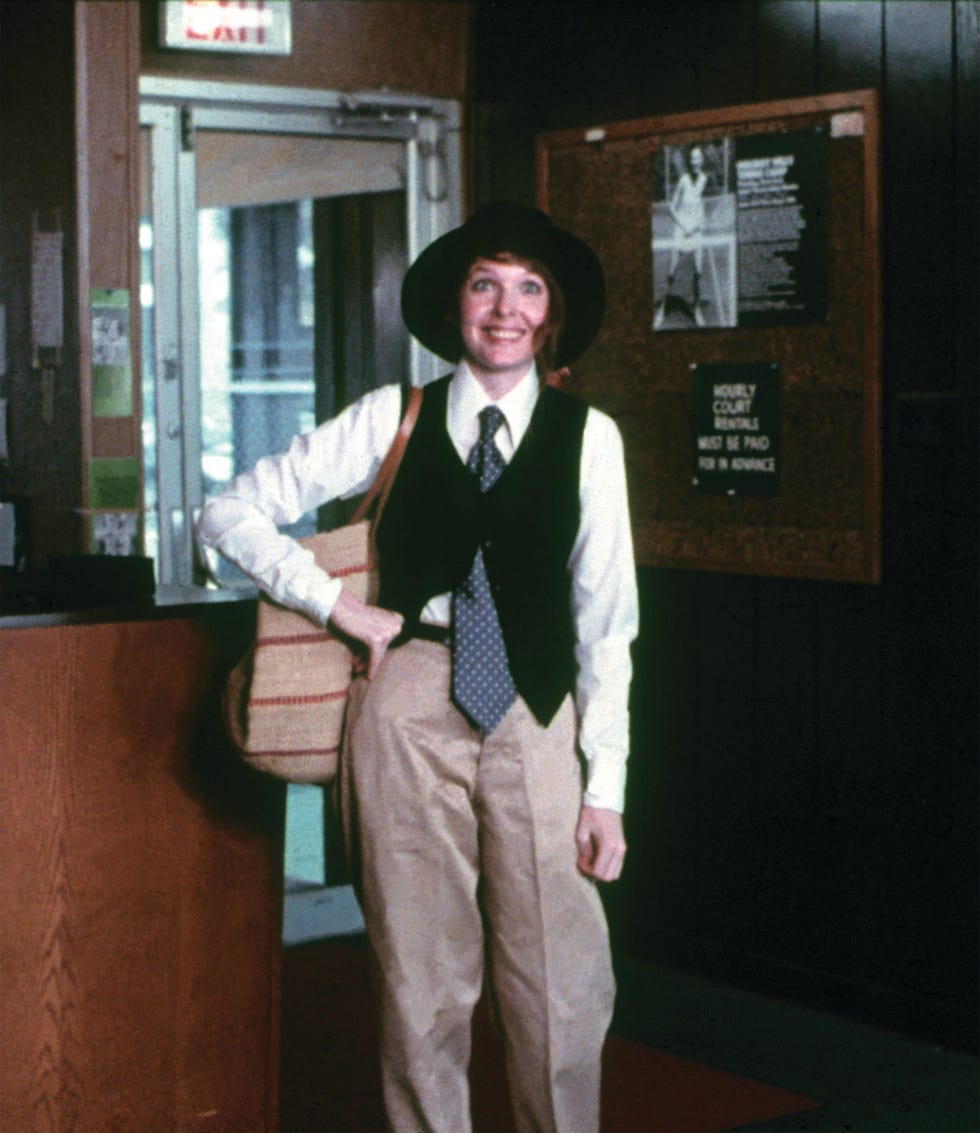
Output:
(688, 0), (761, 110)
(619, 569), (702, 928)
(757, 1), (818, 99)
(475, 0), (978, 1049)
(954, 2), (980, 401)
(628, 6), (704, 120)
(817, 0), (884, 91)
(0, 1), (82, 565)
(882, 1), (956, 397)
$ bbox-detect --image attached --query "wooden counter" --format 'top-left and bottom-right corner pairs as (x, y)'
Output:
(0, 596), (285, 1132)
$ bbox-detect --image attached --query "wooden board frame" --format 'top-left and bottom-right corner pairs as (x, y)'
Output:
(537, 89), (881, 583)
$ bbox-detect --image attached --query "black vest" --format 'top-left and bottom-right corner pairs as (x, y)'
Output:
(376, 376), (587, 726)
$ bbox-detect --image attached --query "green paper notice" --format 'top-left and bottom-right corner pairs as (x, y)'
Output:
(89, 457), (141, 510)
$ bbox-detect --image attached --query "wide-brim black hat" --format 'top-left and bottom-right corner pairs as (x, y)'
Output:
(401, 201), (605, 368)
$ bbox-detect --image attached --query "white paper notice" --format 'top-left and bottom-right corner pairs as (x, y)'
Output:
(31, 230), (64, 351)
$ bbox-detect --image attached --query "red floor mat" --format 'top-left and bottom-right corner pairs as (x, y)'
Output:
(281, 940), (820, 1132)
(599, 1034), (820, 1132)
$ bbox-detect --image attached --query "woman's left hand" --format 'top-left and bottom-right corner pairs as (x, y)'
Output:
(575, 806), (627, 882)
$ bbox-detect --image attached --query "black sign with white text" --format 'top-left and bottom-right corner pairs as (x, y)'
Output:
(692, 363), (781, 496)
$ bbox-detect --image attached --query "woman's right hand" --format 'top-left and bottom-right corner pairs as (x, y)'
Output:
(328, 589), (404, 679)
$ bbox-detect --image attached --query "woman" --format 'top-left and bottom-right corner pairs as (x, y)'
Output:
(656, 144), (708, 327)
(198, 201), (638, 1133)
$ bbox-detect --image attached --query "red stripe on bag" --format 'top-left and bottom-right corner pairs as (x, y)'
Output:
(247, 745), (341, 758)
(251, 689), (348, 707)
(331, 561), (370, 578)
(256, 631), (336, 647)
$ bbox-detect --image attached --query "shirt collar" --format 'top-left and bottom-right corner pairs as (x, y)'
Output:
(449, 361), (541, 452)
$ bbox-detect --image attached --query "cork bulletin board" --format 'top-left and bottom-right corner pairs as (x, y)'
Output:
(537, 89), (881, 583)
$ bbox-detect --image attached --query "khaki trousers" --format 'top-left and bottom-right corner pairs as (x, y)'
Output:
(338, 639), (615, 1133)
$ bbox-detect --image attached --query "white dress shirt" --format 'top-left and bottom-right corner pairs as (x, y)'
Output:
(197, 362), (639, 812)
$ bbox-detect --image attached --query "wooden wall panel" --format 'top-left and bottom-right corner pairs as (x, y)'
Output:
(77, 4), (140, 290)
(76, 1), (143, 513)
(140, 0), (474, 102)
(0, 611), (284, 1131)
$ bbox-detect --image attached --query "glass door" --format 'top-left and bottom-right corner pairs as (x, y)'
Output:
(139, 78), (462, 587)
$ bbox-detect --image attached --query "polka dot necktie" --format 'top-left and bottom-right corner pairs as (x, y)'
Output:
(452, 405), (518, 734)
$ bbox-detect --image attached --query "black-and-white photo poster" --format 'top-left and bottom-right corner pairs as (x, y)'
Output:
(652, 126), (828, 331)
(652, 138), (737, 330)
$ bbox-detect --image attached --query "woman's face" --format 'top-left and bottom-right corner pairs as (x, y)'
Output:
(458, 257), (550, 385)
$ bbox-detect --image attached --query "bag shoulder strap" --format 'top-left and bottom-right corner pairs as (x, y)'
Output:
(350, 383), (424, 526)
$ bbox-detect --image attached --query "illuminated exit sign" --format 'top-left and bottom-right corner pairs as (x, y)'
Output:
(160, 1), (292, 55)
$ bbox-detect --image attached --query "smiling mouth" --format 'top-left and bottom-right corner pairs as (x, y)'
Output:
(485, 328), (524, 341)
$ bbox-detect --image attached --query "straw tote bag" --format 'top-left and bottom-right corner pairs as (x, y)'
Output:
(222, 385), (423, 783)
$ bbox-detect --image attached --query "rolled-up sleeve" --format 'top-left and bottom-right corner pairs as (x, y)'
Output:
(197, 384), (403, 625)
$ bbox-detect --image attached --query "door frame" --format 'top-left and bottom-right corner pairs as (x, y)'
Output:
(139, 77), (463, 585)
